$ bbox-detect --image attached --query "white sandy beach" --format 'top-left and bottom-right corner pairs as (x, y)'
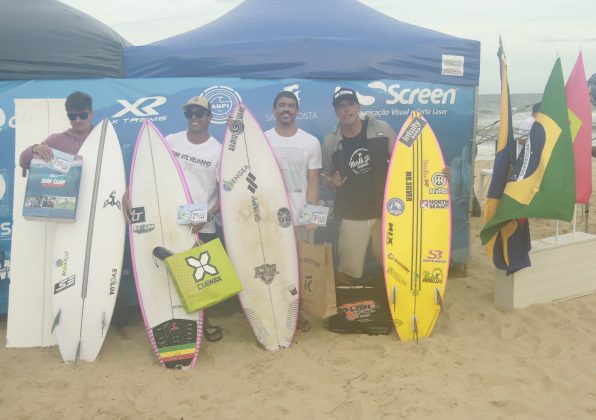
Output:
(1, 160), (595, 419)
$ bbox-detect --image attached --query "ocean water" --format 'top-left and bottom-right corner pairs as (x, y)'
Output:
(475, 93), (541, 161)
(475, 93), (596, 161)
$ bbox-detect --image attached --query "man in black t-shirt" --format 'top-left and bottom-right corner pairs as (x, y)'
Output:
(322, 88), (396, 286)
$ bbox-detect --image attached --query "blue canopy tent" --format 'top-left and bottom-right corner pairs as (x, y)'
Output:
(124, 0), (480, 85)
(1, 0), (482, 315)
(123, 0), (481, 272)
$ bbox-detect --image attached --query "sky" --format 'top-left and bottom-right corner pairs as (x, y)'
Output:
(59, 0), (596, 94)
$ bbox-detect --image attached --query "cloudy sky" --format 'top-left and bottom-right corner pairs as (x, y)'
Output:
(60, 0), (595, 94)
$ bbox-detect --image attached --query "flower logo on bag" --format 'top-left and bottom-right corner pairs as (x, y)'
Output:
(186, 251), (218, 283)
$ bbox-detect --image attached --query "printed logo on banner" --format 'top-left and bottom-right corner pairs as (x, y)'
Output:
(111, 96), (168, 124)
(347, 81), (457, 107)
(0, 174), (5, 201)
(264, 83), (319, 122)
(201, 86), (242, 124)
(0, 107), (15, 131)
(283, 84), (301, 102)
(0, 222), (11, 239)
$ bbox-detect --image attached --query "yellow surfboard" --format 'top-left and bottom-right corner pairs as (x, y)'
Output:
(383, 111), (451, 341)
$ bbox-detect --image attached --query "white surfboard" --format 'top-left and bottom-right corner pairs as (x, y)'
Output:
(7, 99), (66, 348)
(129, 120), (202, 370)
(220, 103), (299, 351)
(50, 119), (126, 363)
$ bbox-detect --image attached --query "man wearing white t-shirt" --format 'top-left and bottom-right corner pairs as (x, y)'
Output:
(167, 95), (223, 342)
(166, 96), (221, 237)
(265, 91), (322, 242)
(265, 91), (322, 332)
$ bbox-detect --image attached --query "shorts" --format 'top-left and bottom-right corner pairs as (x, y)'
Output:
(337, 218), (382, 278)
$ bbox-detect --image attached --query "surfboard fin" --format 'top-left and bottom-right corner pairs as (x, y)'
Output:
(101, 312), (107, 336)
(435, 288), (443, 312)
(411, 314), (419, 343)
(51, 309), (61, 333)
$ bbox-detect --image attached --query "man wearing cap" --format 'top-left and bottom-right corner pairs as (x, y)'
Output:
(165, 95), (223, 341)
(322, 87), (396, 286)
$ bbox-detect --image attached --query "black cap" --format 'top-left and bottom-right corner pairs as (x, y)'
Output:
(333, 88), (358, 106)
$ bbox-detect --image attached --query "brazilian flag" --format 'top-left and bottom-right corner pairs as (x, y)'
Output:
(480, 40), (531, 274)
(481, 56), (575, 274)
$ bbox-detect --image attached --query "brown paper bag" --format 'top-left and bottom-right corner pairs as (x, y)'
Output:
(298, 240), (337, 318)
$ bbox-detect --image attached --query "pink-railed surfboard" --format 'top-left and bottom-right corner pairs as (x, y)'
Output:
(219, 103), (299, 351)
(129, 120), (202, 369)
(383, 110), (451, 341)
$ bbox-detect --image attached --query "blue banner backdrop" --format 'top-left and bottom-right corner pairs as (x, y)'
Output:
(0, 77), (476, 312)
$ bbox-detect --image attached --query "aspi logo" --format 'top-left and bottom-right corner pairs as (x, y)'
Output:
(201, 86), (242, 124)
(186, 251), (218, 282)
(111, 96), (168, 124)
(336, 82), (457, 106)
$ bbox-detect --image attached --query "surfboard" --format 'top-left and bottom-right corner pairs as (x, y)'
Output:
(7, 99), (66, 348)
(129, 120), (202, 369)
(383, 110), (451, 341)
(219, 103), (299, 351)
(50, 119), (126, 363)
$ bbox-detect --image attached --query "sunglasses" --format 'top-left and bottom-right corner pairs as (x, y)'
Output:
(67, 112), (90, 121)
(184, 109), (207, 119)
